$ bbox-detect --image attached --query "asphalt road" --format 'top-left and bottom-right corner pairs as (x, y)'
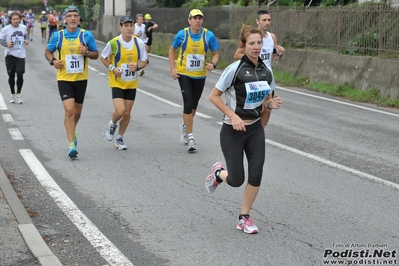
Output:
(0, 27), (398, 266)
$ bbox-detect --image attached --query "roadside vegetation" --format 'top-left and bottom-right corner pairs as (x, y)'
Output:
(274, 71), (399, 108)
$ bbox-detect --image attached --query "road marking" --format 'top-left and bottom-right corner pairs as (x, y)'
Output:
(0, 93), (7, 110)
(137, 88), (212, 118)
(19, 149), (134, 266)
(2, 114), (14, 122)
(9, 128), (24, 140)
(266, 139), (399, 190)
(276, 86), (399, 118)
(88, 66), (99, 72)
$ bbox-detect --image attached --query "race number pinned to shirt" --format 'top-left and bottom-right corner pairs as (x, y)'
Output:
(41, 21), (47, 27)
(244, 81), (271, 109)
(65, 54), (84, 74)
(11, 36), (23, 48)
(120, 63), (136, 81)
(186, 54), (204, 71)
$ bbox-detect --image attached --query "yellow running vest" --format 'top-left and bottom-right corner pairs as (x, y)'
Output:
(177, 27), (209, 78)
(108, 36), (140, 89)
(56, 29), (88, 81)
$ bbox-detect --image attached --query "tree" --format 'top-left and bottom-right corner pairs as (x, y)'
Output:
(156, 0), (187, 7)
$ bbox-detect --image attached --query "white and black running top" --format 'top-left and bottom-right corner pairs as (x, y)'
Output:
(215, 54), (273, 122)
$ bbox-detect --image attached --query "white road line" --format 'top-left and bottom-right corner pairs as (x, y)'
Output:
(19, 149), (134, 266)
(276, 86), (399, 118)
(88, 66), (99, 72)
(0, 93), (7, 110)
(137, 88), (181, 107)
(2, 114), (14, 122)
(9, 128), (24, 140)
(266, 139), (399, 190)
(137, 88), (211, 119)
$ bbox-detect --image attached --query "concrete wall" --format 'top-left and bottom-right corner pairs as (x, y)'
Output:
(103, 0), (127, 16)
(272, 50), (399, 98)
(95, 20), (399, 99)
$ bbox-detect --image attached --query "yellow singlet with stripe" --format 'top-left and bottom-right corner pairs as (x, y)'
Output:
(177, 27), (209, 78)
(56, 29), (88, 81)
(108, 36), (140, 89)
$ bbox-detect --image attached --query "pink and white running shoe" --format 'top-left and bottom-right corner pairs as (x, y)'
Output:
(205, 162), (224, 193)
(236, 216), (258, 234)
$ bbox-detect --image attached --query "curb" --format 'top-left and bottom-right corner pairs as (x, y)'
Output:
(0, 166), (62, 266)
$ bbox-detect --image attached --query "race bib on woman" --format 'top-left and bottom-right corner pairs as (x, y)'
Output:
(243, 81), (271, 109)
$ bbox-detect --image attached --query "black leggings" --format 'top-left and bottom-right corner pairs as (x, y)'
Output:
(6, 55), (25, 94)
(220, 120), (265, 187)
(177, 75), (206, 114)
(8, 72), (24, 94)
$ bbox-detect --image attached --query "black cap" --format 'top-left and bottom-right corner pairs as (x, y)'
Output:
(120, 15), (134, 25)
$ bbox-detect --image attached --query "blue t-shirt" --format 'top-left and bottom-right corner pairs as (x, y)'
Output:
(172, 27), (219, 51)
(47, 28), (98, 53)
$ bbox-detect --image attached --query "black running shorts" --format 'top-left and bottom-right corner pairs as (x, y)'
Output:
(58, 80), (88, 104)
(111, 88), (137, 101)
(5, 55), (25, 74)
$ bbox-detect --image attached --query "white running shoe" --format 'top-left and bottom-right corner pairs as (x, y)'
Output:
(105, 122), (117, 141)
(180, 123), (188, 144)
(15, 94), (23, 104)
(10, 95), (15, 103)
(115, 138), (127, 150)
(187, 137), (197, 152)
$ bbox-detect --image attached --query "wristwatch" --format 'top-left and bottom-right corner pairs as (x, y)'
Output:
(85, 50), (90, 56)
(48, 58), (56, 66)
(211, 62), (217, 68)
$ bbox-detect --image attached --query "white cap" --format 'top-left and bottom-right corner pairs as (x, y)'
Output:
(41, 11), (46, 14)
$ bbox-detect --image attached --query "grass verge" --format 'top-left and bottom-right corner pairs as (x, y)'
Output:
(274, 71), (399, 108)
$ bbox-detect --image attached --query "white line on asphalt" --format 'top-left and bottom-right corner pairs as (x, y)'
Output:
(88, 66), (98, 72)
(19, 149), (134, 266)
(9, 128), (24, 140)
(0, 93), (7, 110)
(276, 86), (399, 118)
(137, 88), (212, 118)
(266, 139), (399, 190)
(2, 114), (14, 122)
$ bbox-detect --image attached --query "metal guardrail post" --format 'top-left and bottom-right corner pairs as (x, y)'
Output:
(379, 5), (383, 59)
(337, 6), (341, 54)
